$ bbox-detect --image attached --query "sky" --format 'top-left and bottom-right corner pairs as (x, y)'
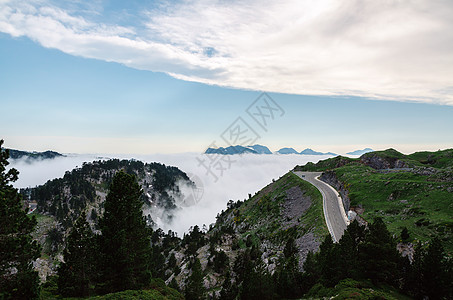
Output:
(1, 0), (453, 155)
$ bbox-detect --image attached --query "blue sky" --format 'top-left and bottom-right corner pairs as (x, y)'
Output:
(1, 1), (453, 154)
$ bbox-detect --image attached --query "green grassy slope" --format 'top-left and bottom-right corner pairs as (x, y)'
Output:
(295, 149), (453, 253)
(235, 172), (328, 241)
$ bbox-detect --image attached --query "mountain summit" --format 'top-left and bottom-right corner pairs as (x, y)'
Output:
(346, 148), (374, 155)
(276, 147), (299, 154)
(299, 148), (337, 156)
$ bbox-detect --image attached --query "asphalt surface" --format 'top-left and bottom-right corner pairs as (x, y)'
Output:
(294, 171), (348, 242)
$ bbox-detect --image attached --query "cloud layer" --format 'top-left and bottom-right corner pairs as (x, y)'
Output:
(10, 152), (328, 235)
(1, 0), (453, 104)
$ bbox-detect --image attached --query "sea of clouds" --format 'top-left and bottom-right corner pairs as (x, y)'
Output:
(9, 153), (333, 236)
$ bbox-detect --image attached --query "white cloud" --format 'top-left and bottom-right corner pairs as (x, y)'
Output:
(1, 0), (453, 104)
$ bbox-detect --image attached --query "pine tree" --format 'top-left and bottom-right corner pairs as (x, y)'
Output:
(402, 241), (423, 297)
(213, 250), (229, 274)
(318, 235), (336, 286)
(240, 256), (274, 300)
(185, 257), (205, 300)
(359, 217), (399, 285)
(220, 271), (237, 300)
(58, 211), (97, 297)
(329, 230), (355, 282)
(276, 237), (303, 298)
(0, 140), (41, 299)
(276, 255), (302, 298)
(422, 237), (446, 299)
(401, 227), (410, 242)
(301, 251), (319, 293)
(97, 170), (151, 294)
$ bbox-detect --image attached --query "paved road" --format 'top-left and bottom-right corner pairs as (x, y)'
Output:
(294, 171), (348, 242)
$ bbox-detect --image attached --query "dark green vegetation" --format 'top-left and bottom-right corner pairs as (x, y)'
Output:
(98, 171), (152, 293)
(57, 212), (97, 297)
(42, 169), (328, 299)
(295, 148), (453, 252)
(7, 148), (64, 160)
(303, 219), (453, 299)
(19, 158), (192, 276)
(0, 140), (41, 299)
(21, 159), (190, 230)
(43, 171), (183, 299)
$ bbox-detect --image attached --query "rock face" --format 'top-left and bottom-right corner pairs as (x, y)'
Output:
(281, 187), (312, 229)
(360, 153), (408, 170)
(280, 186), (321, 270)
(397, 242), (415, 262)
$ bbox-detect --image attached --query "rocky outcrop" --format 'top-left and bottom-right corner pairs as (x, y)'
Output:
(360, 153), (409, 170)
(281, 186), (322, 270)
(281, 187), (312, 229)
(397, 242), (415, 262)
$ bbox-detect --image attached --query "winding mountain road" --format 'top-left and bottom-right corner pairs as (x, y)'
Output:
(294, 171), (349, 242)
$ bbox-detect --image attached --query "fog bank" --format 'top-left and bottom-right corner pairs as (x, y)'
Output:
(10, 153), (330, 236)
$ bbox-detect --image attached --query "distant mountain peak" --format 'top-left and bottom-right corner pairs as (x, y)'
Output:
(205, 145), (257, 155)
(299, 148), (337, 156)
(346, 148), (374, 156)
(205, 145), (338, 156)
(248, 144), (272, 154)
(277, 147), (299, 154)
(7, 148), (64, 160)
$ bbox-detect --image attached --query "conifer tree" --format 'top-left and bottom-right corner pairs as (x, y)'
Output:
(97, 170), (151, 294)
(276, 237), (303, 298)
(422, 237), (446, 299)
(301, 251), (319, 293)
(318, 235), (335, 286)
(403, 241), (424, 297)
(359, 217), (399, 285)
(185, 257), (205, 300)
(0, 140), (41, 299)
(220, 271), (236, 300)
(58, 211), (97, 297)
(240, 256), (273, 300)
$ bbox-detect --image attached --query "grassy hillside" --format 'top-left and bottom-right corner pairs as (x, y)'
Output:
(295, 148), (453, 252)
(235, 172), (327, 242)
(164, 171), (328, 298)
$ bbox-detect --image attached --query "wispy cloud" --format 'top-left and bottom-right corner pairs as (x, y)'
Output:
(1, 0), (453, 104)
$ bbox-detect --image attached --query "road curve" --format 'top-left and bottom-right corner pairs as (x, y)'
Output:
(294, 171), (348, 242)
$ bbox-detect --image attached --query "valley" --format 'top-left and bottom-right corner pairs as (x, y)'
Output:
(2, 144), (453, 299)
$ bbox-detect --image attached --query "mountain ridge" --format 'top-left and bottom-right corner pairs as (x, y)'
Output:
(7, 148), (64, 160)
(205, 144), (343, 155)
(346, 148), (374, 155)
